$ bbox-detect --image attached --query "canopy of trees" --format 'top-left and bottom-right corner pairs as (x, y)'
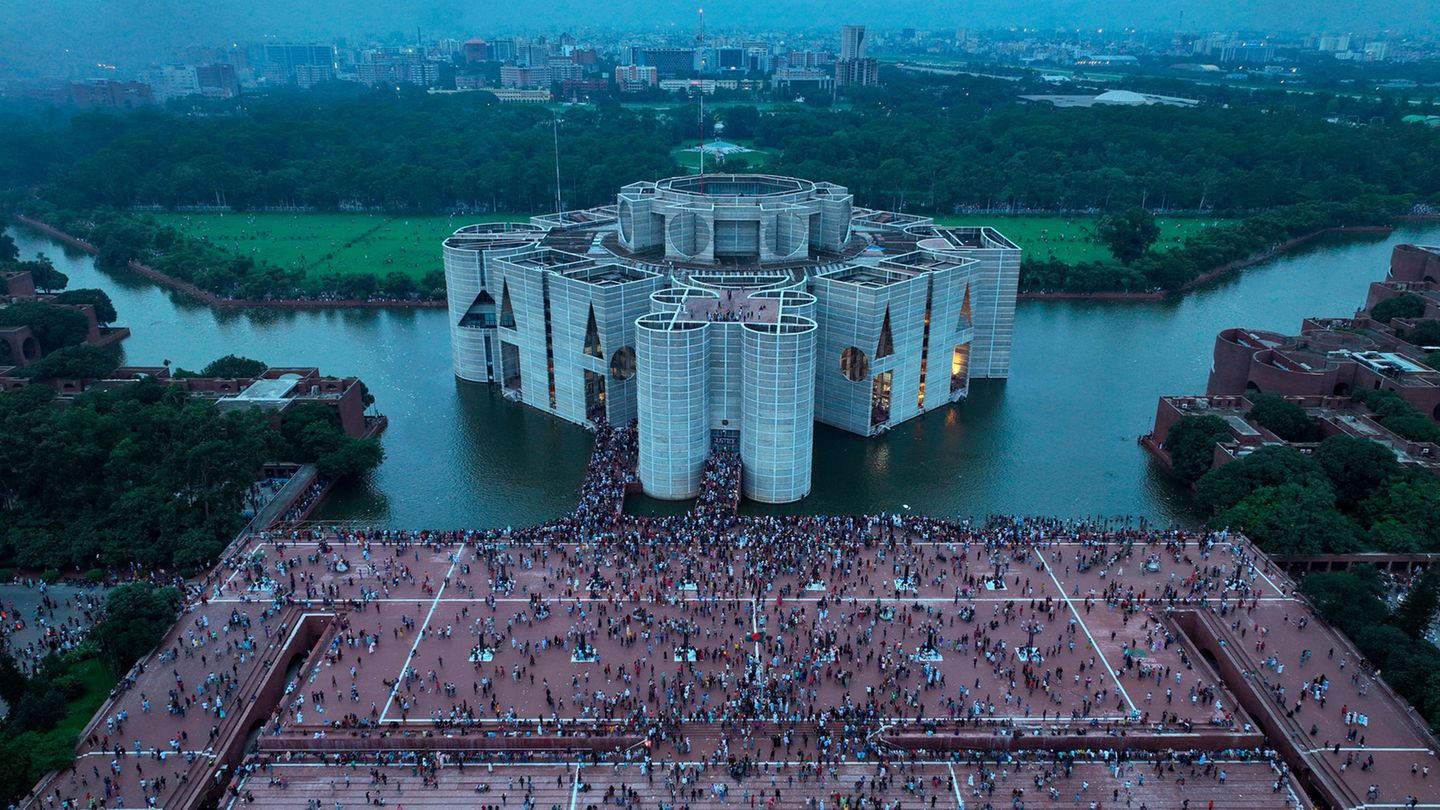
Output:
(90, 583), (182, 675)
(1163, 414), (1231, 483)
(1196, 434), (1440, 555)
(1371, 293), (1427, 324)
(199, 354), (266, 379)
(50, 288), (116, 326)
(1098, 207), (1160, 265)
(1, 80), (1437, 297)
(1245, 394), (1323, 442)
(0, 302), (89, 352)
(0, 381), (276, 571)
(1302, 567), (1440, 733)
(14, 344), (120, 381)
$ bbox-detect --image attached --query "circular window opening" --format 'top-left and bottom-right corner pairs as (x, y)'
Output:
(840, 346), (869, 381)
(609, 346), (637, 381)
(21, 337), (40, 361)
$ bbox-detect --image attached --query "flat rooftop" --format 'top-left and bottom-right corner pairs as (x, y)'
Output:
(559, 263), (656, 286)
(679, 288), (781, 323)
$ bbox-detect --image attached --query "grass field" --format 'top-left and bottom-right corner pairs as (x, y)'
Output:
(154, 212), (524, 281)
(155, 212), (1234, 280)
(931, 215), (1236, 264)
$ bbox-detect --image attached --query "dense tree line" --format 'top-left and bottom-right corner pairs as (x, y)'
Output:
(3, 79), (1437, 299)
(1166, 409), (1440, 555)
(0, 582), (181, 804)
(1019, 195), (1406, 292)
(0, 370), (383, 573)
(0, 86), (677, 214)
(1302, 567), (1440, 733)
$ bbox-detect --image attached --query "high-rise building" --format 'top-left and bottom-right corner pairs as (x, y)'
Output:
(462, 39), (490, 63)
(614, 64), (658, 92)
(835, 57), (879, 87)
(840, 25), (867, 61)
(194, 63), (239, 98)
(499, 64), (551, 89)
(631, 48), (699, 79)
(262, 43), (335, 84)
(836, 25), (878, 88)
(442, 174), (1020, 504)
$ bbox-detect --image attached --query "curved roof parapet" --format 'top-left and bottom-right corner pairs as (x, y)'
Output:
(686, 272), (800, 292)
(444, 222), (547, 251)
(742, 313), (817, 335)
(657, 174), (815, 200)
(651, 286), (719, 307)
(1294, 329), (1376, 353)
(1216, 327), (1289, 350)
(637, 312), (708, 332)
(749, 288), (817, 308)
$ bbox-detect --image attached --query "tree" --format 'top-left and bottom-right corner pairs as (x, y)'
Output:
(0, 302), (89, 352)
(1195, 445), (1329, 516)
(316, 437), (385, 479)
(1392, 570), (1440, 639)
(1163, 415), (1230, 482)
(381, 272), (416, 299)
(89, 583), (182, 675)
(50, 288), (117, 326)
(1370, 293), (1426, 324)
(200, 354), (267, 378)
(0, 650), (29, 707)
(1360, 478), (1440, 551)
(1215, 482), (1359, 555)
(1403, 319), (1440, 348)
(1245, 394), (1321, 442)
(1098, 207), (1160, 265)
(1314, 434), (1402, 512)
(0, 234), (16, 264)
(15, 344), (120, 380)
(420, 270), (446, 299)
(22, 259), (67, 294)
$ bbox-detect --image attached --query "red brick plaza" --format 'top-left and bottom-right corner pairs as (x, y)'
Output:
(24, 426), (1440, 810)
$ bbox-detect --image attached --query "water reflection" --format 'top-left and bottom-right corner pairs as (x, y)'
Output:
(11, 223), (1438, 529)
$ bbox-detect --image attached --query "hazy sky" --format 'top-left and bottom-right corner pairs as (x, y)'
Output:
(1, 0), (1433, 74)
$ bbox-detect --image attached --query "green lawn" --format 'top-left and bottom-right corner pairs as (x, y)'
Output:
(51, 657), (114, 740)
(155, 212), (1234, 280)
(154, 212), (525, 281)
(931, 215), (1236, 265)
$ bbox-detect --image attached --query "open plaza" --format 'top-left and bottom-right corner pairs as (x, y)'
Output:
(22, 424), (1440, 810)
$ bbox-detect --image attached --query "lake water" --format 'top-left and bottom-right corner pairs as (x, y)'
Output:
(12, 223), (1440, 529)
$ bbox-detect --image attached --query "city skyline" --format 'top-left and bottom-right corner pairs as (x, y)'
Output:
(2, 0), (1433, 78)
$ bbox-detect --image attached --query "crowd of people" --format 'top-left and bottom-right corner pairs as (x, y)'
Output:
(0, 582), (104, 674)
(27, 435), (1412, 810)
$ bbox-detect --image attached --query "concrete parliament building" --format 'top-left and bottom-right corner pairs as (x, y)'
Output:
(443, 174), (1019, 503)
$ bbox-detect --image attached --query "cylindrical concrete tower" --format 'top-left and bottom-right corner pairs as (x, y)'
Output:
(636, 315), (711, 499)
(443, 224), (543, 382)
(741, 315), (818, 503)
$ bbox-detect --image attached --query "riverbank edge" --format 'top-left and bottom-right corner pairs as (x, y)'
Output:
(1017, 224), (1398, 301)
(16, 216), (1401, 308)
(15, 216), (447, 310)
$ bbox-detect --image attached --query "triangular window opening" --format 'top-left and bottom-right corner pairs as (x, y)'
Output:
(458, 290), (497, 329)
(875, 308), (895, 359)
(583, 305), (603, 358)
(499, 281), (516, 328)
(959, 284), (973, 330)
